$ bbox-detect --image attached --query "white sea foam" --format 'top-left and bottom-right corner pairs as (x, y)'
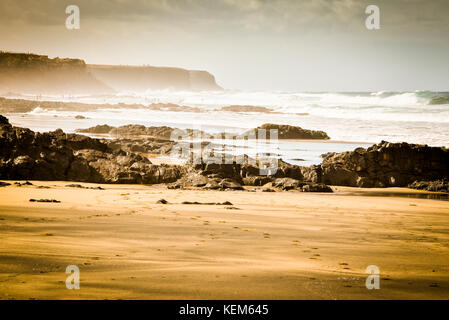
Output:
(7, 90), (449, 155)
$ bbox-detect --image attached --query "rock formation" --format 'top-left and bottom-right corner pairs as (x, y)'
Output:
(2, 115), (447, 193)
(0, 115), (183, 183)
(241, 123), (330, 140)
(321, 141), (449, 188)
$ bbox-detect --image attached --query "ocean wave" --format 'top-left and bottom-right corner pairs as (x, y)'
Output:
(10, 90), (449, 125)
(428, 95), (449, 105)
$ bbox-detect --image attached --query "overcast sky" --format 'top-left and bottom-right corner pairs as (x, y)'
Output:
(1, 0), (448, 91)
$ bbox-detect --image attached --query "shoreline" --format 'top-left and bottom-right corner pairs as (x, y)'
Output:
(2, 180), (448, 200)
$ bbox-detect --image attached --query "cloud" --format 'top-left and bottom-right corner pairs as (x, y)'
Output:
(0, 0), (447, 36)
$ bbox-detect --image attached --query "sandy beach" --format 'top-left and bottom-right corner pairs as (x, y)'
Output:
(1, 181), (448, 300)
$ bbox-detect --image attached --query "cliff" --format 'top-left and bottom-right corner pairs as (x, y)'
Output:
(0, 52), (222, 94)
(88, 65), (222, 91)
(0, 52), (113, 94)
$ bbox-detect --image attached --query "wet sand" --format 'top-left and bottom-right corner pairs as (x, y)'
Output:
(0, 181), (448, 299)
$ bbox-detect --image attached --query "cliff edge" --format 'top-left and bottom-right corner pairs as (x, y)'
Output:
(0, 51), (222, 94)
(88, 64), (222, 92)
(0, 52), (113, 94)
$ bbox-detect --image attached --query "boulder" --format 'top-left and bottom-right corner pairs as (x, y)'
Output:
(408, 180), (449, 193)
(242, 176), (272, 186)
(219, 179), (244, 190)
(242, 123), (329, 140)
(273, 177), (304, 191)
(301, 183), (333, 193)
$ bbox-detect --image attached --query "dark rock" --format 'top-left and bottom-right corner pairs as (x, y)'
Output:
(65, 183), (104, 190)
(0, 115), (183, 184)
(0, 115), (9, 125)
(204, 179), (220, 190)
(219, 179), (244, 190)
(176, 172), (209, 188)
(301, 183), (333, 192)
(242, 176), (272, 186)
(273, 178), (304, 191)
(67, 158), (92, 182)
(241, 123), (329, 140)
(156, 199), (168, 204)
(76, 124), (114, 134)
(29, 199), (60, 203)
(0, 181), (11, 187)
(181, 201), (233, 205)
(321, 141), (449, 187)
(408, 179), (449, 193)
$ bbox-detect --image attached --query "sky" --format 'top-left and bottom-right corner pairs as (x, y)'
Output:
(0, 0), (448, 91)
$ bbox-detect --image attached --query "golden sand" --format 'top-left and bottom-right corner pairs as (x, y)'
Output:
(0, 181), (448, 299)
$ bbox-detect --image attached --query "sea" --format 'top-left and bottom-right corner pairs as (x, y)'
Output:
(4, 90), (449, 166)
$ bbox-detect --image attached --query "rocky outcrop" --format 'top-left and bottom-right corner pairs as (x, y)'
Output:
(408, 180), (449, 193)
(105, 138), (176, 155)
(219, 105), (276, 113)
(76, 124), (114, 134)
(0, 115), (184, 184)
(0, 98), (204, 114)
(76, 124), (209, 140)
(241, 123), (329, 140)
(3, 115), (447, 193)
(321, 141), (449, 188)
(147, 103), (203, 113)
